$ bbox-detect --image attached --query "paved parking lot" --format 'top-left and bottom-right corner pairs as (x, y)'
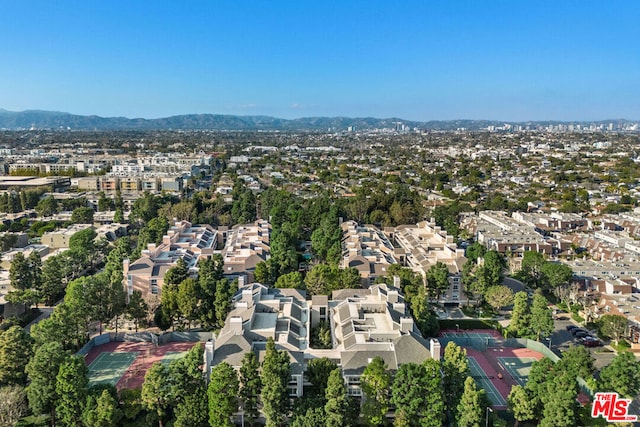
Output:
(552, 318), (616, 370)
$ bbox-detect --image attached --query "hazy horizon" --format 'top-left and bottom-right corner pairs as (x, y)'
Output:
(1, 107), (638, 124)
(1, 1), (639, 122)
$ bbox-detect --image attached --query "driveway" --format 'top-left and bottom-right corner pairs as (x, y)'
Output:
(25, 306), (54, 333)
(503, 277), (526, 294)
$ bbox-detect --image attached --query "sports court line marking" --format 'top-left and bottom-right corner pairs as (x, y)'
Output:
(161, 351), (187, 366)
(468, 356), (507, 406)
(497, 357), (537, 387)
(88, 351), (138, 387)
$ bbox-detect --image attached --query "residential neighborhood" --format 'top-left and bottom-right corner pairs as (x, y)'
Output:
(1, 127), (640, 426)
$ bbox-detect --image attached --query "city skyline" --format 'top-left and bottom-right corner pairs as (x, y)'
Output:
(1, 1), (639, 121)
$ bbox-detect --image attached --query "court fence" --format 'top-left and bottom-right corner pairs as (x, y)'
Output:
(76, 331), (213, 356)
(438, 335), (593, 397)
(439, 336), (524, 352)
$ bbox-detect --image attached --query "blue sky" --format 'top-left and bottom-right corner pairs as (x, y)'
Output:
(1, 1), (638, 121)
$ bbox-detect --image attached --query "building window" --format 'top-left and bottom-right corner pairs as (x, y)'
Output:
(453, 285), (459, 291)
(319, 307), (326, 317)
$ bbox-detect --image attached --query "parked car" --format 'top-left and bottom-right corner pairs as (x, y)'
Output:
(582, 336), (602, 347)
(571, 328), (587, 335)
(566, 325), (579, 331)
(575, 330), (590, 338)
(553, 309), (570, 320)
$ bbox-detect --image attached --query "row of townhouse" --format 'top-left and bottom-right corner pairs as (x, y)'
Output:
(474, 211), (558, 255)
(512, 211), (587, 232)
(564, 258), (640, 285)
(204, 282), (439, 398)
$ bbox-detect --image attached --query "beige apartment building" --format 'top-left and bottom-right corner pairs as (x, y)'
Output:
(41, 224), (94, 249)
(123, 220), (217, 303)
(387, 220), (467, 304)
(220, 219), (271, 282)
(74, 175), (182, 193)
(340, 220), (397, 286)
(204, 281), (438, 399)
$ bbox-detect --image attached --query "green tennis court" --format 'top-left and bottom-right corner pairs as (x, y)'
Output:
(161, 351), (187, 366)
(468, 356), (506, 406)
(498, 357), (537, 387)
(88, 351), (138, 387)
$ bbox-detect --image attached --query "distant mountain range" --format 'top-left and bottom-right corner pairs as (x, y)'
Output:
(0, 109), (635, 131)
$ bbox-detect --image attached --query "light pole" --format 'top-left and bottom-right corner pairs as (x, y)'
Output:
(546, 335), (552, 350)
(486, 406), (493, 427)
(239, 404), (244, 427)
